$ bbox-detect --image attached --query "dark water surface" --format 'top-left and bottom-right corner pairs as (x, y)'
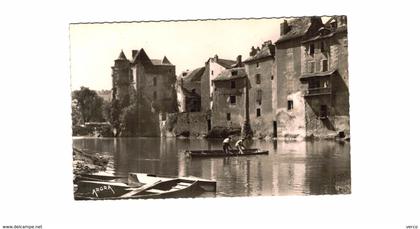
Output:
(73, 137), (351, 197)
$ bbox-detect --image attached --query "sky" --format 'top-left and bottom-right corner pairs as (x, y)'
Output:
(70, 17), (328, 91)
(69, 18), (291, 91)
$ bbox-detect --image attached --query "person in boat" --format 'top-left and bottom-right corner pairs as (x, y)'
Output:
(235, 138), (246, 154)
(222, 137), (233, 154)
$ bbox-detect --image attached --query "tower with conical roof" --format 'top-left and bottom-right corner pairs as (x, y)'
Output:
(111, 50), (132, 105)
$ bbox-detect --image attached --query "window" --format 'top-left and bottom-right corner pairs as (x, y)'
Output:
(227, 113), (231, 121)
(287, 100), (293, 110)
(168, 69), (172, 73)
(256, 108), (261, 117)
(322, 59), (328, 72)
(153, 77), (157, 86)
(191, 89), (196, 94)
(320, 105), (328, 119)
(211, 70), (214, 75)
(309, 80), (321, 89)
(161, 113), (167, 121)
(256, 89), (262, 105)
(153, 91), (157, 99)
(231, 70), (238, 76)
(320, 41), (325, 53)
(309, 43), (315, 56)
(255, 74), (261, 84)
(308, 62), (315, 73)
(229, 95), (236, 104)
(230, 81), (236, 89)
(256, 62), (259, 68)
(271, 75), (274, 80)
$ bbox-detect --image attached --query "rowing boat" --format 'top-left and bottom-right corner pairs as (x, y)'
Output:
(74, 173), (216, 200)
(185, 148), (269, 158)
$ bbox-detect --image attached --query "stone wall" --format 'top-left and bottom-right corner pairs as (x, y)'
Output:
(200, 64), (211, 112)
(276, 91), (306, 139)
(134, 63), (178, 113)
(160, 112), (208, 137)
(275, 39), (307, 139)
(303, 30), (350, 138)
(211, 78), (246, 129)
(246, 58), (275, 138)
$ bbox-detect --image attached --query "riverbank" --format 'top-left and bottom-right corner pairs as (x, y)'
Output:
(72, 148), (110, 175)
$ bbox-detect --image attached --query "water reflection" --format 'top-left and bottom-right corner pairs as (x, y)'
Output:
(73, 137), (351, 196)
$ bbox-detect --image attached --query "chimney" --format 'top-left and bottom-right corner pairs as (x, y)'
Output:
(263, 40), (272, 47)
(249, 46), (257, 56)
(236, 55), (242, 65)
(280, 20), (289, 36)
(132, 50), (138, 58)
(214, 54), (218, 62)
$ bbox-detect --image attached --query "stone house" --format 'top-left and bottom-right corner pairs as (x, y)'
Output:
(201, 55), (238, 112)
(177, 67), (205, 112)
(274, 17), (324, 139)
(300, 16), (349, 137)
(131, 48), (178, 114)
(243, 41), (276, 138)
(211, 67), (248, 130)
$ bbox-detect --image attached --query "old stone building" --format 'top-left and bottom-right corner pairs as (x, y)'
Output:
(111, 50), (134, 106)
(274, 16), (349, 139)
(201, 55), (238, 112)
(274, 17), (324, 139)
(177, 67), (205, 112)
(131, 48), (178, 114)
(211, 67), (248, 130)
(244, 41), (276, 138)
(300, 16), (349, 137)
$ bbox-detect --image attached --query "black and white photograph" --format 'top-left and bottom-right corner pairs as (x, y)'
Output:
(70, 16), (351, 200)
(1, 1), (419, 228)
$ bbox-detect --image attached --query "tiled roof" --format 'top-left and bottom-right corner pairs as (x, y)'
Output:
(301, 69), (337, 79)
(275, 17), (320, 44)
(162, 56), (172, 65)
(150, 58), (173, 65)
(213, 67), (247, 82)
(181, 87), (200, 98)
(244, 43), (275, 63)
(132, 48), (173, 66)
(180, 67), (205, 95)
(302, 26), (347, 43)
(183, 67), (205, 82)
(117, 50), (127, 60)
(216, 58), (236, 68)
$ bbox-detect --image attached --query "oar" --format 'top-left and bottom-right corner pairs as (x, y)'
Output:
(120, 180), (163, 198)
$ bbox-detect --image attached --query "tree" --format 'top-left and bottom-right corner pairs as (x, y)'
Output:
(71, 99), (82, 126)
(110, 99), (121, 135)
(72, 87), (105, 123)
(102, 100), (111, 122)
(119, 103), (139, 136)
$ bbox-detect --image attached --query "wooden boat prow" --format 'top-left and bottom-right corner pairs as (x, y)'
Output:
(74, 173), (216, 200)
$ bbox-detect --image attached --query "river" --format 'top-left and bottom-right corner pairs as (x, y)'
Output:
(73, 137), (351, 197)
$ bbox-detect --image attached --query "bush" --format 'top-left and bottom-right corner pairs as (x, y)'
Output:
(206, 126), (241, 138)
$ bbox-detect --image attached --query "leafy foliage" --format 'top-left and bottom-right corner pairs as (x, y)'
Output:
(72, 87), (105, 123)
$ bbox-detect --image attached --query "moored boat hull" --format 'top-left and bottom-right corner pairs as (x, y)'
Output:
(185, 149), (269, 158)
(74, 173), (216, 200)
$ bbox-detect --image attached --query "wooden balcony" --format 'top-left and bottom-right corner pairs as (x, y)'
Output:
(304, 87), (332, 97)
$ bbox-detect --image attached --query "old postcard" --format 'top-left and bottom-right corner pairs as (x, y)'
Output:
(70, 16), (350, 200)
